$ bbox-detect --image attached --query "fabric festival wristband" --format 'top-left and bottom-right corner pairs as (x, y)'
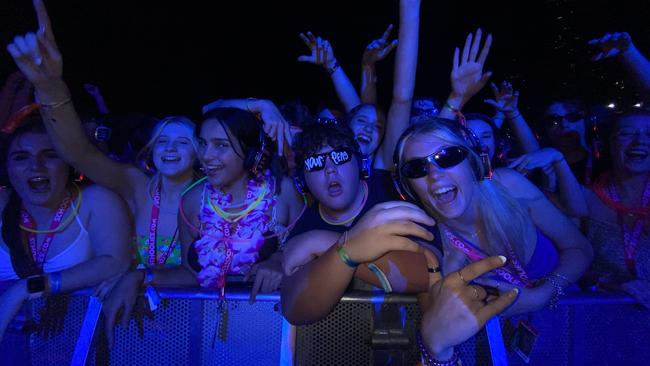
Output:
(337, 247), (359, 268)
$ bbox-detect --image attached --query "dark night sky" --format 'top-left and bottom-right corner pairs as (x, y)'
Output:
(2, 0), (650, 121)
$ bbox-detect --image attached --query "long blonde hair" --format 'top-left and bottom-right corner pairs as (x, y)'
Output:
(396, 120), (532, 262)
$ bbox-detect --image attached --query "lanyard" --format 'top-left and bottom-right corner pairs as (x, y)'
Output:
(148, 184), (178, 266)
(442, 225), (533, 288)
(20, 192), (73, 270)
(606, 176), (650, 276)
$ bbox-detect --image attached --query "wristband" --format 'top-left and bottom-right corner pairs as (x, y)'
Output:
(336, 231), (359, 268)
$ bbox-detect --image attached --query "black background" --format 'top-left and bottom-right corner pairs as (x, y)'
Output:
(1, 0), (649, 121)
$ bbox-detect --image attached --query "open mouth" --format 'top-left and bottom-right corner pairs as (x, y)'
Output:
(356, 135), (371, 145)
(27, 176), (51, 193)
(327, 180), (343, 195)
(432, 186), (457, 204)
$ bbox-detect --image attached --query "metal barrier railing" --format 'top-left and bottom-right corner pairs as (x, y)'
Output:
(1, 286), (648, 366)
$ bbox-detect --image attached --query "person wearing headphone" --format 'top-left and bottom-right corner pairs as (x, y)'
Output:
(100, 108), (304, 348)
(393, 118), (593, 316)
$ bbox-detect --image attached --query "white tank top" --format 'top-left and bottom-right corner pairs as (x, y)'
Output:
(0, 203), (93, 280)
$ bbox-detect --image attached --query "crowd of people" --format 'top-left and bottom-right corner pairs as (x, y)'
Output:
(1, 0), (649, 364)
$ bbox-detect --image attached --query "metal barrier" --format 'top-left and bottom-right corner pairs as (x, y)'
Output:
(1, 286), (649, 365)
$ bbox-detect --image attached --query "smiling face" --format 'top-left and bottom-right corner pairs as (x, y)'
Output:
(611, 113), (650, 175)
(304, 144), (360, 212)
(151, 122), (196, 178)
(348, 105), (384, 156)
(401, 132), (478, 221)
(467, 119), (495, 161)
(197, 119), (248, 188)
(7, 132), (70, 208)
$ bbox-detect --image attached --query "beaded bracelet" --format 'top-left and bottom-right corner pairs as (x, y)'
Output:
(416, 331), (460, 366)
(543, 273), (567, 309)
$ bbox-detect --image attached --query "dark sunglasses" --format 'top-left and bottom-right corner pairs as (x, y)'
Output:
(546, 112), (584, 127)
(303, 148), (353, 172)
(400, 146), (468, 179)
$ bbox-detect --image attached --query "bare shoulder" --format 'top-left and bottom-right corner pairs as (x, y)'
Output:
(181, 180), (204, 218)
(81, 184), (125, 205)
(492, 167), (543, 201)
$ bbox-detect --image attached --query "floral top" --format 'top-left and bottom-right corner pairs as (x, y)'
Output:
(194, 173), (286, 288)
(132, 235), (181, 267)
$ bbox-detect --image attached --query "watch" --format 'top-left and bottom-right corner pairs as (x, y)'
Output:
(26, 275), (46, 294)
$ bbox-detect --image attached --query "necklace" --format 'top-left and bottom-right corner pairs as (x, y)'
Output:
(19, 184), (82, 234)
(318, 181), (368, 226)
(207, 181), (268, 223)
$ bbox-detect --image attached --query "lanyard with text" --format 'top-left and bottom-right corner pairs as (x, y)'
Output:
(20, 192), (73, 270)
(148, 184), (178, 266)
(442, 225), (533, 288)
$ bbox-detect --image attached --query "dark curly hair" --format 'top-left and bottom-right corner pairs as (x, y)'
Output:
(292, 122), (362, 176)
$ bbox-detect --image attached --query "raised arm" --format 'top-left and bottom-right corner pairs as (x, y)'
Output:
(297, 32), (361, 112)
(439, 29), (493, 120)
(484, 81), (540, 151)
(373, 0), (421, 169)
(202, 98), (292, 157)
(6, 0), (146, 207)
(360, 24), (398, 104)
(590, 32), (650, 94)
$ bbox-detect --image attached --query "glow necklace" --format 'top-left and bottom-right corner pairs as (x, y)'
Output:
(19, 183), (83, 234)
(318, 180), (368, 226)
(206, 182), (268, 223)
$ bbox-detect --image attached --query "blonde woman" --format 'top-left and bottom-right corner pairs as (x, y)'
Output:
(394, 118), (593, 315)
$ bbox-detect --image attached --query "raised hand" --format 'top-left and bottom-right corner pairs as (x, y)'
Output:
(484, 80), (519, 115)
(344, 201), (436, 264)
(6, 0), (62, 90)
(588, 32), (634, 61)
(297, 32), (337, 69)
(256, 99), (292, 157)
(362, 24), (398, 66)
(450, 29), (493, 103)
(421, 256), (518, 358)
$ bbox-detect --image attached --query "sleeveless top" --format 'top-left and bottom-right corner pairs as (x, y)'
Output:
(0, 202), (93, 280)
(189, 174), (287, 288)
